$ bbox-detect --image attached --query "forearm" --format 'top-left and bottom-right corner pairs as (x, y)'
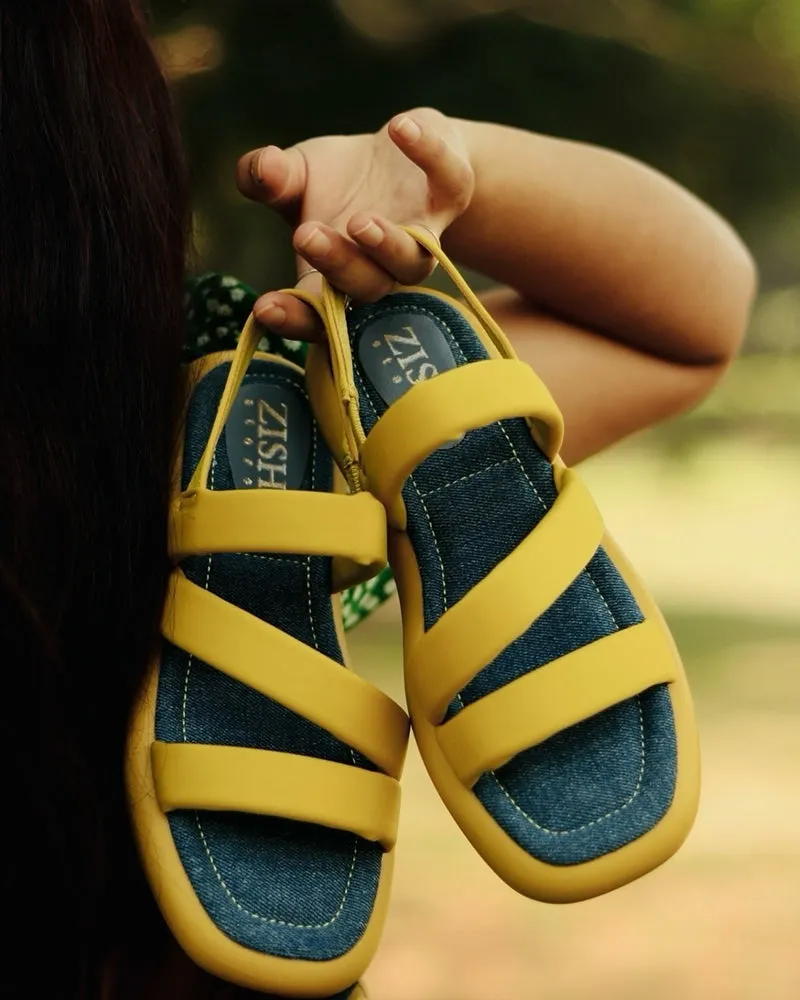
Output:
(443, 120), (757, 366)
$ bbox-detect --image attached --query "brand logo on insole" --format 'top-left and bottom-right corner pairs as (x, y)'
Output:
(358, 314), (458, 408)
(380, 325), (440, 388)
(225, 380), (313, 492)
(239, 398), (288, 489)
(356, 309), (463, 448)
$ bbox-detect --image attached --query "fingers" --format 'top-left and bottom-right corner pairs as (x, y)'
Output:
(254, 216), (440, 339)
(293, 222), (398, 303)
(236, 145), (308, 219)
(253, 289), (325, 342)
(388, 111), (474, 214)
(347, 214), (437, 286)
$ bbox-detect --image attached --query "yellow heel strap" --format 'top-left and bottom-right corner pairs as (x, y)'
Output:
(283, 226), (527, 486)
(187, 291), (327, 494)
(188, 314), (265, 494)
(280, 284), (367, 489)
(402, 225), (519, 360)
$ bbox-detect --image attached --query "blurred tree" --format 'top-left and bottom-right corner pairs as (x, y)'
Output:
(151, 0), (800, 360)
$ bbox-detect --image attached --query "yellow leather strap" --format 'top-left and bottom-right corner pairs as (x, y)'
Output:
(435, 619), (678, 788)
(402, 226), (519, 361)
(360, 360), (564, 529)
(152, 742), (401, 850)
(187, 292), (329, 495)
(188, 314), (265, 495)
(406, 469), (605, 723)
(280, 284), (366, 491)
(162, 570), (410, 779)
(320, 283), (369, 491)
(169, 488), (386, 572)
(285, 226), (530, 490)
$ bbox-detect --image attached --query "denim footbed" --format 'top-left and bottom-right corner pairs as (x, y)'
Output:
(350, 293), (677, 866)
(155, 359), (382, 960)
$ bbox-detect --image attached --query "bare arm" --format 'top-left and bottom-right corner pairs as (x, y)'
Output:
(241, 109), (757, 465)
(444, 121), (757, 463)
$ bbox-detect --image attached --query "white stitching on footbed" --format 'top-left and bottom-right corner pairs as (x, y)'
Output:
(182, 372), (358, 929)
(353, 306), (648, 838)
(417, 458), (516, 499)
(306, 420), (360, 896)
(488, 421), (647, 835)
(491, 699), (647, 836)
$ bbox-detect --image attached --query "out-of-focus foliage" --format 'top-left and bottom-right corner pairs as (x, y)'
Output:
(338, 0), (800, 92)
(150, 0), (800, 441)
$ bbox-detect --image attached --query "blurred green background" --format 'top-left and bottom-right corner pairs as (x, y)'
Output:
(151, 2), (800, 997)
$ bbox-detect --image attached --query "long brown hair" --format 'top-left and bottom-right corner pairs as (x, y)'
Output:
(0, 2), (190, 996)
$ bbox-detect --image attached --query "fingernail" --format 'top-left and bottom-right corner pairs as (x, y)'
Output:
(393, 116), (422, 143)
(251, 149), (266, 185)
(255, 302), (285, 327)
(352, 220), (384, 248)
(298, 227), (332, 258)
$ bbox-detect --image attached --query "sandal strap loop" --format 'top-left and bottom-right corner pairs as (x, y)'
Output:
(187, 314), (267, 496)
(280, 285), (367, 492)
(402, 225), (520, 361)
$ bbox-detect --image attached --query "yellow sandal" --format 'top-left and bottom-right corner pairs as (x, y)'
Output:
(126, 315), (409, 996)
(301, 227), (701, 904)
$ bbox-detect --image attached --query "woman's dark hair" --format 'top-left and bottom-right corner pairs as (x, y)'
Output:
(0, 2), (190, 996)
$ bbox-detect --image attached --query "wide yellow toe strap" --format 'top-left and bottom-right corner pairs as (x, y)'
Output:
(406, 469), (605, 724)
(401, 461), (677, 790)
(434, 620), (678, 789)
(152, 742), (401, 850)
(360, 359), (564, 529)
(169, 487), (387, 593)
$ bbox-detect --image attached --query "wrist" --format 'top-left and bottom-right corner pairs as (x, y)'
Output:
(441, 118), (500, 262)
(453, 118), (490, 202)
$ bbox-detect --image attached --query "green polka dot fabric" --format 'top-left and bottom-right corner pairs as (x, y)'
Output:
(185, 272), (396, 631)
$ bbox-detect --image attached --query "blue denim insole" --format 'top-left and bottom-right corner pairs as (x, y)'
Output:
(155, 359), (381, 960)
(350, 293), (678, 866)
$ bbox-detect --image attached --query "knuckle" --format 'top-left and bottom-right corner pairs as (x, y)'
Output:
(421, 256), (438, 279)
(406, 105), (444, 125)
(361, 280), (395, 304)
(445, 162), (475, 210)
(426, 131), (447, 158)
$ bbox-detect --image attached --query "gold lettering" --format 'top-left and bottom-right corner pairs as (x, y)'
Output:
(256, 399), (288, 441)
(384, 326), (422, 358)
(257, 466), (287, 490)
(395, 348), (428, 371)
(384, 326), (439, 385)
(253, 398), (289, 488)
(407, 362), (438, 384)
(257, 442), (288, 464)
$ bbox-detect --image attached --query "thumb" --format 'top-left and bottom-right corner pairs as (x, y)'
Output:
(235, 145), (308, 222)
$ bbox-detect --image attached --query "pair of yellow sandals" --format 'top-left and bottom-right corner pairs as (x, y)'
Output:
(126, 229), (700, 999)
